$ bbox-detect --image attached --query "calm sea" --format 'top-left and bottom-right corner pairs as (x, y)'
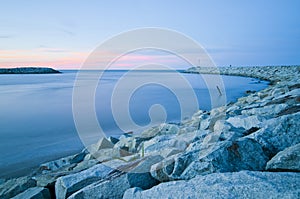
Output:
(0, 70), (268, 178)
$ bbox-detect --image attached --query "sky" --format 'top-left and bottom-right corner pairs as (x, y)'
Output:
(0, 0), (299, 69)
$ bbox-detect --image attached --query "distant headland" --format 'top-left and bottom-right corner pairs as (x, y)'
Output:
(0, 67), (61, 74)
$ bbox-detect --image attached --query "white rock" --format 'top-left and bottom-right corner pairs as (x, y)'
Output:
(227, 115), (262, 130)
(140, 135), (188, 155)
(213, 120), (231, 132)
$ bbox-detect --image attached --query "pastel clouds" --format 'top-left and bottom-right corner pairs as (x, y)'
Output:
(0, 49), (88, 69)
(0, 46), (206, 70)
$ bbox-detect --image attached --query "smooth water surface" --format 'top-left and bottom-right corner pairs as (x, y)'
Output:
(0, 70), (268, 177)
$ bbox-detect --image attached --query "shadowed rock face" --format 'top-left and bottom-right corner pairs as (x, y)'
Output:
(11, 187), (50, 199)
(266, 143), (300, 172)
(0, 67), (60, 74)
(0, 177), (36, 199)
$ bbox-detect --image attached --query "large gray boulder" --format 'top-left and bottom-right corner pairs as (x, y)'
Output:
(68, 172), (133, 199)
(55, 163), (114, 199)
(124, 171), (300, 199)
(151, 138), (268, 181)
(247, 112), (300, 157)
(266, 143), (300, 171)
(11, 187), (50, 199)
(68, 172), (159, 199)
(0, 177), (36, 199)
(68, 155), (162, 199)
(226, 115), (263, 130)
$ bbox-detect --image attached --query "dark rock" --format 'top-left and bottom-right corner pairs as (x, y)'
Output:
(288, 83), (300, 90)
(243, 127), (260, 136)
(0, 67), (60, 74)
(70, 151), (88, 164)
(245, 90), (256, 94)
(107, 136), (119, 144)
(265, 95), (296, 106)
(277, 105), (300, 116)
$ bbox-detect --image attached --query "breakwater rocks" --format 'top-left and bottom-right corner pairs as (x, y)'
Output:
(0, 67), (60, 74)
(1, 66), (299, 198)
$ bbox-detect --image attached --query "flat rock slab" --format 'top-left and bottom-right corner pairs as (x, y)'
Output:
(68, 155), (162, 199)
(11, 187), (50, 199)
(124, 171), (300, 199)
(55, 163), (114, 199)
(68, 171), (158, 199)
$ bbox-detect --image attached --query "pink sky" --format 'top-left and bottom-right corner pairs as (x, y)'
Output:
(0, 49), (191, 70)
(0, 49), (87, 69)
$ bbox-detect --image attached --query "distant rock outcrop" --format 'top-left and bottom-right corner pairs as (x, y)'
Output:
(0, 67), (60, 74)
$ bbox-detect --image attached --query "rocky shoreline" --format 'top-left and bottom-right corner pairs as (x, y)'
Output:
(1, 66), (299, 199)
(0, 67), (60, 74)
